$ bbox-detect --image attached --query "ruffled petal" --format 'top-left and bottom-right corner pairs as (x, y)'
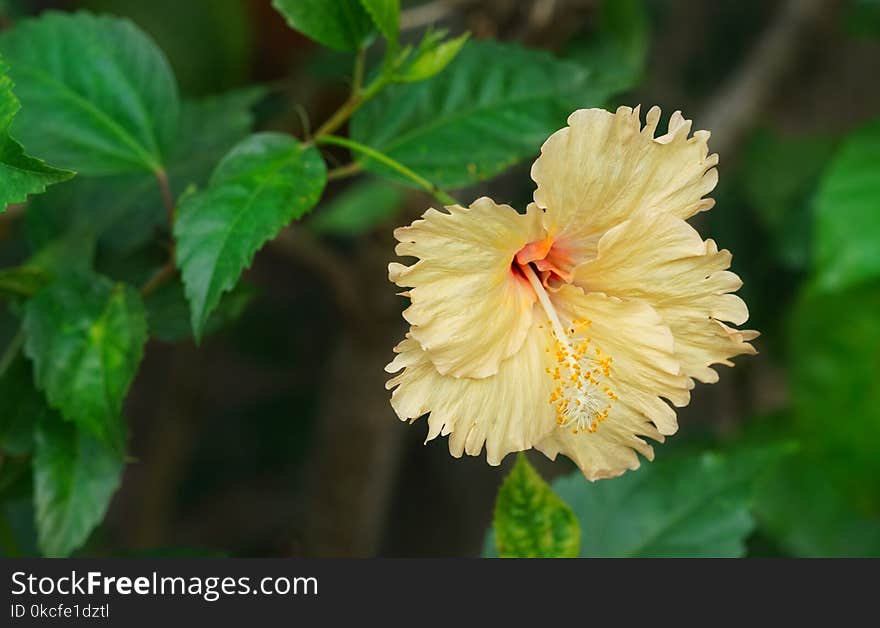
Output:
(389, 198), (544, 378)
(531, 106), (718, 261)
(534, 286), (691, 480)
(386, 321), (557, 465)
(573, 211), (758, 385)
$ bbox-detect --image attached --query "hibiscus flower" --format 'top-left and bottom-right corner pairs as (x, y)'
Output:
(386, 106), (758, 480)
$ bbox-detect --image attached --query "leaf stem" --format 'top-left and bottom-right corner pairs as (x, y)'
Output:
(140, 260), (176, 298)
(315, 135), (459, 206)
(143, 170), (179, 297)
(155, 169), (175, 226)
(312, 46), (388, 140)
(326, 162), (363, 181)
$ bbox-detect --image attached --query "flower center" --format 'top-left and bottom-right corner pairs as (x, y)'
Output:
(514, 236), (574, 287)
(520, 263), (616, 434)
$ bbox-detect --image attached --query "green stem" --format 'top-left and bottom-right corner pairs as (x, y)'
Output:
(315, 135), (459, 206)
(312, 47), (389, 140)
(142, 169), (178, 297)
(327, 162), (363, 181)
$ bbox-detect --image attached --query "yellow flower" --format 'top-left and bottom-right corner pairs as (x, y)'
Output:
(385, 106), (758, 480)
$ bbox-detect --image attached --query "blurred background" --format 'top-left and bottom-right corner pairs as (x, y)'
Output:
(1, 0), (879, 557)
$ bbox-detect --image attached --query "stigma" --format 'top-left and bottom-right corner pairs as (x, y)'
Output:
(520, 263), (616, 434)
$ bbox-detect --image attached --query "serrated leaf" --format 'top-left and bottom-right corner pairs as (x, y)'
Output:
(272, 0), (375, 52)
(174, 132), (326, 340)
(394, 31), (469, 83)
(146, 278), (258, 343)
(493, 454), (579, 558)
(308, 179), (403, 236)
(0, 11), (180, 175)
(351, 40), (611, 188)
(171, 87), (268, 192)
(486, 447), (788, 557)
(359, 0), (399, 43)
(25, 87), (265, 256)
(559, 448), (786, 557)
(0, 56), (73, 209)
(23, 272), (147, 446)
(33, 417), (124, 557)
(26, 87), (265, 256)
(0, 355), (48, 455)
(813, 118), (880, 293)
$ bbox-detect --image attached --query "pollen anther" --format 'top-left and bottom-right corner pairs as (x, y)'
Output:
(521, 264), (617, 435)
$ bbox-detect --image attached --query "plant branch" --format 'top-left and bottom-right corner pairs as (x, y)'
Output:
(155, 169), (175, 226)
(142, 170), (179, 297)
(315, 135), (459, 206)
(140, 260), (176, 298)
(312, 47), (377, 140)
(326, 162), (363, 181)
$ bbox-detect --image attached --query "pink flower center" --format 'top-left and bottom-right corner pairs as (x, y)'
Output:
(513, 236), (574, 287)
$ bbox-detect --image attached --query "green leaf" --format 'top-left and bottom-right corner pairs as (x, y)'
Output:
(485, 447), (787, 558)
(789, 285), (880, 500)
(146, 278), (258, 343)
(844, 0), (880, 40)
(170, 88), (268, 191)
(351, 40), (611, 188)
(360, 0), (398, 43)
(23, 272), (147, 446)
(564, 0), (649, 97)
(492, 454), (580, 558)
(394, 31), (469, 83)
(26, 88), (265, 256)
(27, 174), (165, 257)
(82, 0), (254, 96)
(0, 355), (48, 455)
(813, 118), (880, 293)
(739, 128), (837, 270)
(272, 0), (375, 52)
(756, 446), (880, 557)
(174, 132), (326, 340)
(33, 417), (124, 557)
(0, 11), (180, 175)
(0, 56), (73, 209)
(308, 179), (404, 237)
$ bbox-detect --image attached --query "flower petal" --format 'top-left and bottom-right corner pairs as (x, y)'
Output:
(389, 198), (543, 378)
(574, 211), (758, 384)
(535, 287), (691, 480)
(531, 106), (718, 260)
(386, 322), (557, 465)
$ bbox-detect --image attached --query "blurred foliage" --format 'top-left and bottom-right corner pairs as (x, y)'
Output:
(813, 119), (880, 293)
(487, 447), (790, 558)
(82, 0), (253, 96)
(308, 179), (405, 237)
